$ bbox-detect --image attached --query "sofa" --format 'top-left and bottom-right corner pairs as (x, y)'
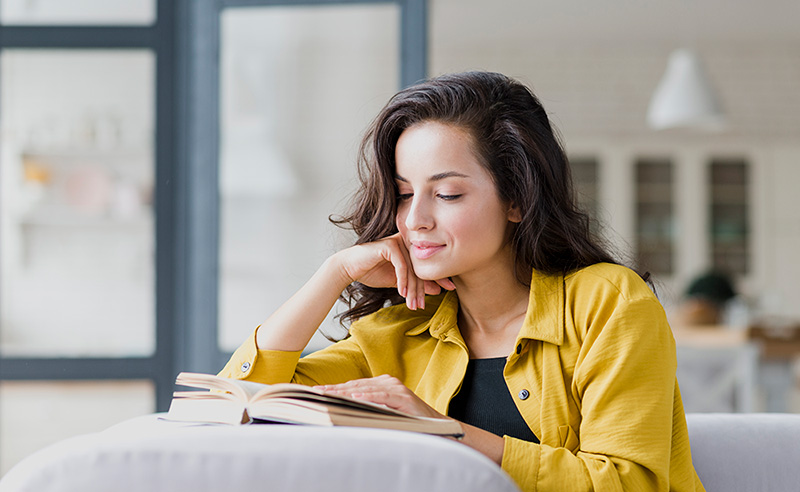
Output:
(685, 413), (800, 492)
(1, 412), (799, 492)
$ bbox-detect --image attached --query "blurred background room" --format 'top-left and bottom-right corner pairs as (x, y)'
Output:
(1, 0), (799, 476)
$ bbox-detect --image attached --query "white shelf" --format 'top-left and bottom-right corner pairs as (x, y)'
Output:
(18, 213), (152, 228)
(21, 148), (150, 162)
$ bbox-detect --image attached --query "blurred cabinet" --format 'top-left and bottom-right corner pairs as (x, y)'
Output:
(569, 143), (757, 299)
(709, 159), (749, 275)
(570, 156), (601, 236)
(635, 157), (674, 276)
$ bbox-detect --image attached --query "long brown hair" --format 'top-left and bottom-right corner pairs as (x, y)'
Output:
(333, 71), (629, 324)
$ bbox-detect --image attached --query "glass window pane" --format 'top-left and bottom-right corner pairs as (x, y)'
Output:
(218, 5), (399, 353)
(635, 158), (674, 276)
(0, 380), (155, 475)
(709, 158), (749, 275)
(0, 0), (155, 26)
(0, 50), (155, 357)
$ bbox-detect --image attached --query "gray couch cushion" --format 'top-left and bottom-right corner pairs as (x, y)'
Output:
(686, 413), (800, 492)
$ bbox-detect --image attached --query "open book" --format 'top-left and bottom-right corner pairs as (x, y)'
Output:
(165, 372), (464, 438)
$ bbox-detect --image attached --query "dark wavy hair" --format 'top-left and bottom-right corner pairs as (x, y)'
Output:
(332, 71), (633, 324)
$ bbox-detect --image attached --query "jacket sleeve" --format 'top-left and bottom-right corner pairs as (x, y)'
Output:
(218, 325), (373, 386)
(501, 297), (679, 491)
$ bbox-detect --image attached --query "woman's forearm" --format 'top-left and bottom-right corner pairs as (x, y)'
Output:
(254, 234), (429, 352)
(255, 254), (352, 352)
(453, 422), (505, 465)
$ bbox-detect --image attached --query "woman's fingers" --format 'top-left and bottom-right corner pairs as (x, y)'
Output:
(421, 277), (456, 296)
(382, 239), (409, 299)
(425, 277), (456, 295)
(316, 374), (397, 392)
(313, 375), (445, 419)
(394, 234), (426, 310)
(383, 234), (427, 310)
(423, 280), (442, 296)
(383, 235), (417, 308)
(346, 233), (450, 311)
(434, 277), (457, 292)
(315, 375), (401, 402)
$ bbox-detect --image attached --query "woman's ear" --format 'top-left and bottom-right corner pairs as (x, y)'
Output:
(507, 203), (522, 223)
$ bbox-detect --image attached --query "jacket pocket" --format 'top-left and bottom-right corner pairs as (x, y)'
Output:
(558, 425), (580, 453)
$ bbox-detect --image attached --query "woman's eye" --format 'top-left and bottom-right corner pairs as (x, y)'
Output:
(397, 193), (413, 201)
(437, 194), (462, 201)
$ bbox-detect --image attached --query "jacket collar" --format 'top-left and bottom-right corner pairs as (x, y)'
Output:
(404, 270), (565, 346)
(518, 270), (564, 346)
(404, 291), (460, 339)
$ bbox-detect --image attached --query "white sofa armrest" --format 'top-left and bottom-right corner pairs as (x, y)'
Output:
(686, 413), (800, 492)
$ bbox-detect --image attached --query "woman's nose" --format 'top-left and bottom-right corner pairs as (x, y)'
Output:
(404, 197), (434, 231)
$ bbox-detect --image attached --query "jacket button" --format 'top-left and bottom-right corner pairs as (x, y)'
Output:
(518, 389), (530, 400)
(240, 361), (251, 373)
(516, 344), (522, 355)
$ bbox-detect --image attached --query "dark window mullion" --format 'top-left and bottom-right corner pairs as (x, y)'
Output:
(0, 26), (157, 49)
(400, 0), (427, 87)
(152, 0), (180, 412)
(0, 357), (158, 380)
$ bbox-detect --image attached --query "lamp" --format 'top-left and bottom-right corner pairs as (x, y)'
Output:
(647, 49), (725, 131)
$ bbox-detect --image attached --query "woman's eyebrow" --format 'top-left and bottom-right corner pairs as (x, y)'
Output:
(395, 171), (470, 183)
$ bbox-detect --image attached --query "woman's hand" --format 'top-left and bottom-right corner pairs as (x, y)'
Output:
(333, 233), (455, 310)
(314, 375), (446, 420)
(318, 375), (505, 465)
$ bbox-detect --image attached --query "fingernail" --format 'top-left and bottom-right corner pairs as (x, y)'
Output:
(420, 297), (425, 310)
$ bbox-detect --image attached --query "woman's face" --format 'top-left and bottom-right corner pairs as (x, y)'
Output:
(394, 121), (520, 283)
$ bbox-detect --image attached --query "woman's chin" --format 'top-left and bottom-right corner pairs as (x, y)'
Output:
(413, 265), (454, 284)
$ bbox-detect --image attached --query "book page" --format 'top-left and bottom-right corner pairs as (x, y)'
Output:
(176, 372), (264, 401)
(176, 373), (322, 402)
(166, 397), (249, 425)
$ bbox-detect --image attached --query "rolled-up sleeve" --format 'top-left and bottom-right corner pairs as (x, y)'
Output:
(217, 326), (303, 383)
(218, 325), (372, 387)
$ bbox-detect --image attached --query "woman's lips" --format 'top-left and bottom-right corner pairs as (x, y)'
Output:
(411, 242), (445, 260)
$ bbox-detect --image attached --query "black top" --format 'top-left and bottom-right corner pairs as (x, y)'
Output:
(447, 357), (539, 443)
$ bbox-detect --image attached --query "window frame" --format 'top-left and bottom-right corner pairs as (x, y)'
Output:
(0, 0), (427, 418)
(0, 1), (178, 412)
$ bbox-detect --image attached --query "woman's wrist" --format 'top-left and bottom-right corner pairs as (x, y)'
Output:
(450, 422), (505, 465)
(324, 250), (358, 290)
(254, 253), (355, 352)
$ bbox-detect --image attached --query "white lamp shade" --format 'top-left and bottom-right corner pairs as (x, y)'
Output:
(647, 49), (725, 131)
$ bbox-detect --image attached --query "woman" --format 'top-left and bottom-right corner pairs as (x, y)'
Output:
(220, 71), (705, 491)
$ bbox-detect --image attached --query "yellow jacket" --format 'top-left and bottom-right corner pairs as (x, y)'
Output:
(220, 263), (705, 491)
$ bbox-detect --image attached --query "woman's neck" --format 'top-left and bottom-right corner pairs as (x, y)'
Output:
(452, 266), (531, 357)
